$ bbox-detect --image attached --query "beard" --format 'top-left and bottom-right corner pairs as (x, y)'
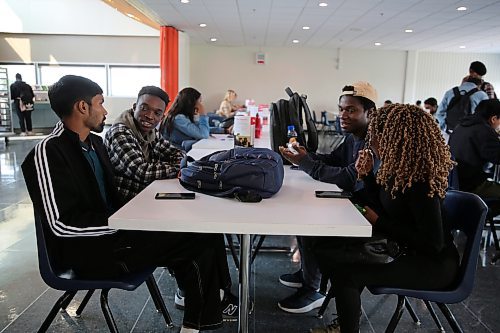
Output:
(91, 121), (105, 133)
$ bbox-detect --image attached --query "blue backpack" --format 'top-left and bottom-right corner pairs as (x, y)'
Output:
(179, 148), (284, 202)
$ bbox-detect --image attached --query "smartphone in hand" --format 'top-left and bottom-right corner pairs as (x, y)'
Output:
(155, 192), (196, 200)
(315, 190), (353, 199)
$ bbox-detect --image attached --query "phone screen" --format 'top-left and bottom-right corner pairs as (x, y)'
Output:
(315, 190), (352, 199)
(155, 192), (196, 200)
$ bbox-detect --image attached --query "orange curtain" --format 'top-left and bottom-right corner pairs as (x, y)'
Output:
(160, 26), (178, 110)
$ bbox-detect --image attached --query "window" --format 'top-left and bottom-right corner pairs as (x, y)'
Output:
(40, 65), (107, 95)
(109, 66), (160, 97)
(1, 64), (36, 86)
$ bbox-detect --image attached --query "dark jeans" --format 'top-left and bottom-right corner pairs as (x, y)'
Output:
(13, 101), (32, 132)
(297, 236), (322, 290)
(114, 231), (231, 330)
(323, 245), (459, 333)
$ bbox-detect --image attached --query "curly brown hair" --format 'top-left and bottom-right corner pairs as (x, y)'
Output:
(367, 103), (454, 198)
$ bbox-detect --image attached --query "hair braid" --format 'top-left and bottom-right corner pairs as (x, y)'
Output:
(368, 103), (454, 198)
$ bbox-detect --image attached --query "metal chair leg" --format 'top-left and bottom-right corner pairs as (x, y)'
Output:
(60, 290), (77, 311)
(38, 290), (77, 333)
(404, 297), (421, 325)
(251, 235), (266, 263)
(100, 289), (119, 333)
(424, 301), (445, 332)
(437, 302), (464, 333)
(317, 284), (334, 318)
(145, 275), (173, 328)
(385, 295), (405, 333)
(489, 219), (500, 251)
(225, 234), (240, 268)
(75, 290), (94, 317)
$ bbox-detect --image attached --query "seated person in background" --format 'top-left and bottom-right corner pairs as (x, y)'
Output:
(161, 87), (209, 151)
(311, 103), (459, 333)
(424, 97), (438, 117)
(105, 86), (184, 203)
(216, 89), (245, 118)
(276, 82), (377, 315)
(21, 75), (234, 333)
(449, 99), (500, 216)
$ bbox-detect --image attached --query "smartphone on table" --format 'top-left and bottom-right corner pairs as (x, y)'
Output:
(155, 192), (196, 200)
(315, 190), (353, 199)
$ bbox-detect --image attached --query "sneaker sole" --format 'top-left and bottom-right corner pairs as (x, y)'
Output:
(277, 296), (326, 314)
(278, 278), (303, 288)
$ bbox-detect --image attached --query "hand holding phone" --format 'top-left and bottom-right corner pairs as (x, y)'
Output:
(155, 192), (196, 200)
(315, 190), (353, 199)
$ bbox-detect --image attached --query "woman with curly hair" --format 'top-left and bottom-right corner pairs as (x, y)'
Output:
(311, 104), (459, 333)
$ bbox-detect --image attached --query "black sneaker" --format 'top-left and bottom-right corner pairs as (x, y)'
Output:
(174, 288), (185, 310)
(221, 292), (254, 321)
(278, 287), (325, 314)
(279, 270), (303, 288)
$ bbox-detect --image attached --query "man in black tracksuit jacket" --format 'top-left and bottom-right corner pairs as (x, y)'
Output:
(21, 75), (227, 332)
(449, 99), (500, 216)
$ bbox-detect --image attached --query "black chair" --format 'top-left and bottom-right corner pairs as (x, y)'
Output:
(34, 212), (173, 333)
(368, 190), (488, 333)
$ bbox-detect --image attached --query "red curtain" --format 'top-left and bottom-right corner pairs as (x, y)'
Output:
(160, 26), (178, 111)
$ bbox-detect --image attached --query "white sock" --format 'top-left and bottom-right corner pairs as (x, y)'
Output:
(220, 289), (225, 300)
(180, 327), (199, 333)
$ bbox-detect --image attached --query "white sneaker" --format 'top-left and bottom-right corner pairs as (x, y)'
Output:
(27, 131), (35, 136)
(19, 132), (27, 136)
(174, 288), (185, 309)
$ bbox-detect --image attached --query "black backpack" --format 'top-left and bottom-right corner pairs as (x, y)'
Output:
(270, 87), (318, 160)
(445, 87), (479, 131)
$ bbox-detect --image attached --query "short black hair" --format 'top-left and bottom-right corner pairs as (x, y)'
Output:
(424, 97), (437, 106)
(416, 100), (422, 106)
(339, 85), (376, 111)
(48, 75), (103, 119)
(137, 86), (170, 106)
(384, 100), (392, 104)
(15, 73), (22, 80)
(475, 99), (500, 121)
(470, 61), (487, 76)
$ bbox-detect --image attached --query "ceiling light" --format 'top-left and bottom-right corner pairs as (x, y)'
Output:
(199, 23), (207, 27)
(459, 45), (466, 49)
(374, 42), (382, 46)
(180, 0), (190, 3)
(456, 6), (467, 11)
(302, 26), (310, 30)
(292, 39), (300, 44)
(404, 29), (413, 33)
(319, 2), (328, 7)
(210, 38), (217, 42)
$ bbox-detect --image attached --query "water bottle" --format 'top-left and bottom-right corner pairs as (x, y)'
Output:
(255, 112), (262, 138)
(286, 125), (299, 155)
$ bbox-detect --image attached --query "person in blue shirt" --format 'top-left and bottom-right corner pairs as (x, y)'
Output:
(161, 87), (210, 151)
(436, 76), (488, 132)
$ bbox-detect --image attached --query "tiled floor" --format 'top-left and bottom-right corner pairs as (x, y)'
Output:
(0, 137), (499, 333)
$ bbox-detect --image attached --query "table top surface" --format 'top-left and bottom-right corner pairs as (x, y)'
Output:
(109, 166), (372, 237)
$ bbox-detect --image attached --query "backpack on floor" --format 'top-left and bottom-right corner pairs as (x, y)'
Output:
(270, 87), (318, 160)
(445, 87), (479, 131)
(179, 147), (284, 202)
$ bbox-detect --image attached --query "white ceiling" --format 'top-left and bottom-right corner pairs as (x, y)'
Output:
(131, 0), (500, 53)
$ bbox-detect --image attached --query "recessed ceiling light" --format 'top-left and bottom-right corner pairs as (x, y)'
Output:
(180, 0), (190, 3)
(302, 26), (310, 30)
(459, 45), (466, 49)
(456, 6), (467, 11)
(210, 38), (217, 42)
(292, 39), (300, 44)
(319, 2), (328, 7)
(374, 42), (382, 46)
(199, 23), (207, 27)
(404, 29), (413, 33)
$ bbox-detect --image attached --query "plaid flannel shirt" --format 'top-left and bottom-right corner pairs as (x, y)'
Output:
(105, 124), (185, 202)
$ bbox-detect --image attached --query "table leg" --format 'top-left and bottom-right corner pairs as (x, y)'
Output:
(238, 234), (251, 333)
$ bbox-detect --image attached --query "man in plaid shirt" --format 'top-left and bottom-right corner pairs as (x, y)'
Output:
(105, 86), (185, 202)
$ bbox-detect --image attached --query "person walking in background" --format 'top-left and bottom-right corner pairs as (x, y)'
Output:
(161, 87), (210, 152)
(10, 73), (35, 136)
(468, 61), (497, 99)
(424, 97), (438, 117)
